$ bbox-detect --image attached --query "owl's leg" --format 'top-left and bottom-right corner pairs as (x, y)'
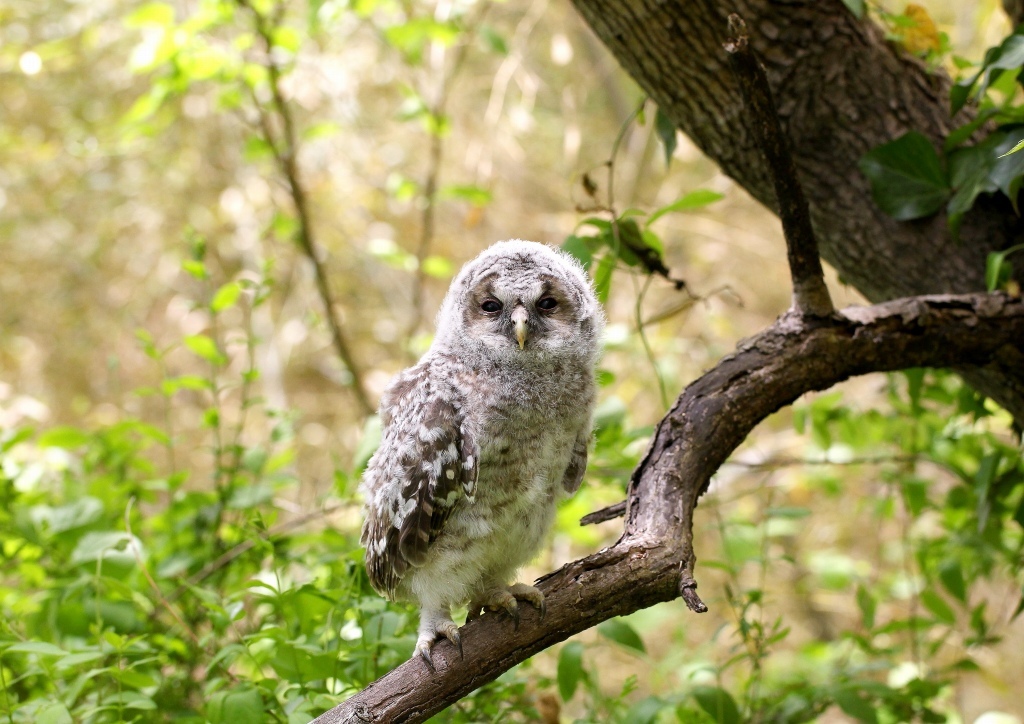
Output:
(467, 583), (546, 629)
(414, 608), (462, 671)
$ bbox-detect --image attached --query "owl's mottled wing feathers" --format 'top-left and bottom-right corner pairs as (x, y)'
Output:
(361, 369), (478, 599)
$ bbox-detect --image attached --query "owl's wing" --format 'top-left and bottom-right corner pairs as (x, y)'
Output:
(361, 378), (478, 599)
(560, 430), (589, 494)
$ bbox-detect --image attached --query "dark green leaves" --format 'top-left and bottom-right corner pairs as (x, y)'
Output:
(862, 128), (1024, 229)
(858, 132), (949, 220)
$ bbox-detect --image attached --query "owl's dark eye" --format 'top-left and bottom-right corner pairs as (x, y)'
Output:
(481, 299), (502, 314)
(537, 296), (558, 311)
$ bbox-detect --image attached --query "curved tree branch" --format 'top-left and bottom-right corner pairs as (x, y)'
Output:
(312, 291), (1024, 724)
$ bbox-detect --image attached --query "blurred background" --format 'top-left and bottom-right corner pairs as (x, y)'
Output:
(1, 0), (1022, 722)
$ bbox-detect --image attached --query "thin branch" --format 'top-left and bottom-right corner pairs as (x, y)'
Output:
(311, 292), (1024, 724)
(723, 14), (834, 318)
(406, 3), (492, 344)
(238, 0), (373, 415)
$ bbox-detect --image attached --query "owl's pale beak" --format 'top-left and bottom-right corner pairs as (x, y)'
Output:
(511, 306), (528, 349)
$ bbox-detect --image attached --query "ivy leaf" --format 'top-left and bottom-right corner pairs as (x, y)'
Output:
(952, 33), (1024, 114)
(859, 131), (950, 220)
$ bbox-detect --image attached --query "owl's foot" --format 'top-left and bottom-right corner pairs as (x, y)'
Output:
(414, 615), (462, 672)
(468, 583), (546, 630)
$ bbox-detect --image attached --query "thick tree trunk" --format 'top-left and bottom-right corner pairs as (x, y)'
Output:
(569, 0), (1024, 421)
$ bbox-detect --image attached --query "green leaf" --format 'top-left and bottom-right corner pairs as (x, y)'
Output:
(210, 281), (241, 313)
(438, 184), (492, 205)
(207, 686), (264, 724)
(557, 641), (585, 701)
(561, 234), (595, 270)
(3, 641), (67, 656)
(841, 0), (865, 17)
(947, 141), (998, 219)
(597, 618), (646, 653)
(37, 426), (90, 449)
(421, 255), (454, 278)
(592, 253), (615, 304)
(939, 559), (967, 603)
(921, 589), (957, 624)
(986, 244), (1024, 291)
(953, 33), (1024, 114)
(654, 107), (677, 168)
(859, 132), (950, 220)
(647, 189), (724, 225)
(625, 696), (667, 724)
(692, 686), (741, 724)
(126, 2), (175, 27)
(479, 26), (508, 56)
(834, 688), (878, 723)
(35, 703), (73, 724)
(856, 584), (876, 629)
(999, 138), (1024, 157)
(184, 334), (226, 364)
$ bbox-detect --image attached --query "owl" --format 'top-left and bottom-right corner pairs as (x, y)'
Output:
(360, 239), (604, 668)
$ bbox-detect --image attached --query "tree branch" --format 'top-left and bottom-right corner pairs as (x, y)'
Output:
(723, 14), (833, 318)
(311, 292), (1024, 724)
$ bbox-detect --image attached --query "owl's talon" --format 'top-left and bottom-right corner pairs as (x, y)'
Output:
(416, 643), (437, 672)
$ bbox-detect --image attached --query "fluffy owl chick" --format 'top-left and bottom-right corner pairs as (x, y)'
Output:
(360, 239), (604, 668)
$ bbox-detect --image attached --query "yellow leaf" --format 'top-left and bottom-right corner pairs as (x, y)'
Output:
(897, 4), (940, 55)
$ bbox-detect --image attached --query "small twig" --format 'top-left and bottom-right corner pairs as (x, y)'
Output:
(406, 4), (492, 344)
(238, 0), (373, 415)
(580, 500), (627, 526)
(723, 15), (834, 318)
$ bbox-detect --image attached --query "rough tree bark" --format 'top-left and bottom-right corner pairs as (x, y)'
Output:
(310, 13), (1024, 722)
(569, 0), (1024, 422)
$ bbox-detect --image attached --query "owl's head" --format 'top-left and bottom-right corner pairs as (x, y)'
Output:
(433, 240), (604, 365)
